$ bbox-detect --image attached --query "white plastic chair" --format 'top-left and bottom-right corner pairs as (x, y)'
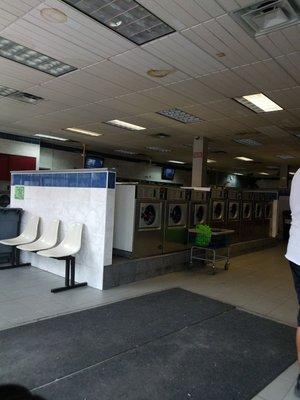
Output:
(0, 215), (39, 269)
(17, 219), (60, 252)
(37, 223), (87, 293)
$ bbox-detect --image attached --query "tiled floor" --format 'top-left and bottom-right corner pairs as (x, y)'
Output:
(0, 244), (299, 399)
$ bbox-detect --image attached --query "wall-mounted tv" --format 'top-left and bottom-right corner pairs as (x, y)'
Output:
(162, 167), (175, 181)
(84, 156), (104, 169)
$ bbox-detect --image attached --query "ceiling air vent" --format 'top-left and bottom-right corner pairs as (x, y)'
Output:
(232, 0), (300, 36)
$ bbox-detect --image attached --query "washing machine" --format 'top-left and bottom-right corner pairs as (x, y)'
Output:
(253, 192), (265, 239)
(240, 191), (254, 241)
(209, 187), (227, 229)
(163, 187), (189, 253)
(113, 183), (165, 258)
(189, 190), (210, 228)
(226, 189), (242, 243)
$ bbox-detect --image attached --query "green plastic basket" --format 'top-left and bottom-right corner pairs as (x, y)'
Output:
(195, 224), (212, 247)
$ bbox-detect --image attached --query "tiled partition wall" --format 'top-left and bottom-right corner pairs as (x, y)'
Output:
(10, 169), (116, 290)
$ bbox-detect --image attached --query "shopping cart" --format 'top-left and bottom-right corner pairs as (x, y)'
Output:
(189, 226), (234, 275)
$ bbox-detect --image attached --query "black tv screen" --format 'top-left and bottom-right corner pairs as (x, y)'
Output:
(162, 167), (175, 181)
(84, 156), (104, 169)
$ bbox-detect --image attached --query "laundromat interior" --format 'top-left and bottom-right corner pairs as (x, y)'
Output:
(0, 1), (300, 400)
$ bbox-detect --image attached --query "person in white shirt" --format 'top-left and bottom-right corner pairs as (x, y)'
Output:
(286, 168), (300, 397)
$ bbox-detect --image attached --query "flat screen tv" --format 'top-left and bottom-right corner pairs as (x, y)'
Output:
(162, 167), (175, 181)
(84, 156), (104, 169)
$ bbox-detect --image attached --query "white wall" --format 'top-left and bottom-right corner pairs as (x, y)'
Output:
(39, 147), (191, 186)
(0, 138), (40, 168)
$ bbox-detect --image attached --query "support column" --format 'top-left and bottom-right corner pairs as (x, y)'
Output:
(192, 136), (208, 187)
(279, 164), (288, 189)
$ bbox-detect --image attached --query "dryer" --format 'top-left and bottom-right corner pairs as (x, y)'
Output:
(189, 190), (210, 228)
(209, 187), (227, 229)
(113, 183), (165, 258)
(241, 191), (254, 241)
(253, 192), (265, 239)
(226, 189), (242, 243)
(263, 192), (278, 238)
(163, 187), (189, 253)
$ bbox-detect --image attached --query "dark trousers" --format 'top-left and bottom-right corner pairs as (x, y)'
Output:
(290, 261), (300, 326)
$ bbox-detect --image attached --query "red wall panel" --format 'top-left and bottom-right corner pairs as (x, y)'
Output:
(0, 153), (36, 181)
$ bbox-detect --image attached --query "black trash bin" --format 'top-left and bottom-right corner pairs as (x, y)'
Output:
(0, 208), (22, 264)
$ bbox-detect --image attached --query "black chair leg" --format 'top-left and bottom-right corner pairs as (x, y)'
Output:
(0, 247), (31, 270)
(51, 256), (87, 293)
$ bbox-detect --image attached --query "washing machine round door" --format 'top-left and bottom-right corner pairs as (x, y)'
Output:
(213, 202), (223, 220)
(194, 205), (205, 224)
(243, 203), (251, 219)
(256, 204), (262, 219)
(141, 204), (156, 226)
(229, 202), (238, 220)
(170, 205), (182, 224)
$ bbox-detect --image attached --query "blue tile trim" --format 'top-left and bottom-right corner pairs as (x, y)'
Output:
(108, 172), (116, 189)
(11, 172), (110, 188)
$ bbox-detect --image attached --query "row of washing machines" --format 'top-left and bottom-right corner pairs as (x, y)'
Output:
(113, 183), (278, 259)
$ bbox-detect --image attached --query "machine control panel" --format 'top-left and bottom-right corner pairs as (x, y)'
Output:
(136, 185), (165, 200)
(166, 187), (189, 201)
(191, 190), (209, 202)
(227, 190), (242, 200)
(211, 187), (226, 199)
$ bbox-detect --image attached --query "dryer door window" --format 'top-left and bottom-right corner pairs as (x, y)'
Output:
(265, 202), (272, 219)
(229, 202), (239, 220)
(243, 203), (251, 219)
(139, 203), (161, 229)
(213, 201), (224, 220)
(168, 203), (187, 227)
(194, 204), (206, 225)
(255, 203), (263, 219)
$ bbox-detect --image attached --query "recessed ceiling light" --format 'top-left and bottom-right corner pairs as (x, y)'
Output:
(66, 127), (102, 137)
(146, 146), (171, 153)
(233, 138), (262, 146)
(290, 171), (296, 175)
(259, 172), (270, 176)
(168, 160), (186, 164)
(0, 36), (76, 76)
(277, 154), (295, 159)
(235, 156), (254, 161)
(0, 84), (18, 96)
(234, 172), (244, 176)
(105, 120), (146, 131)
(61, 0), (175, 45)
(114, 149), (138, 155)
(207, 159), (216, 163)
(235, 93), (283, 113)
(157, 108), (203, 124)
(40, 8), (68, 23)
(35, 134), (68, 141)
(147, 68), (176, 78)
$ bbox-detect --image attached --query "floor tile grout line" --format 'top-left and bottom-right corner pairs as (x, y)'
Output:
(32, 306), (235, 392)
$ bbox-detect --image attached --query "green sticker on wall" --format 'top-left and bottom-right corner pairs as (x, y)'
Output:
(14, 186), (25, 200)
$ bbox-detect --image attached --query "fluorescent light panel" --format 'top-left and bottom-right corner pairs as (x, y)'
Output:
(277, 154), (295, 159)
(0, 84), (43, 104)
(0, 36), (76, 76)
(168, 160), (186, 164)
(207, 159), (216, 163)
(146, 146), (171, 153)
(233, 138), (262, 146)
(157, 108), (203, 124)
(259, 172), (269, 176)
(106, 119), (146, 131)
(235, 93), (283, 113)
(62, 0), (174, 45)
(35, 134), (68, 141)
(235, 156), (254, 161)
(66, 127), (102, 137)
(114, 149), (138, 155)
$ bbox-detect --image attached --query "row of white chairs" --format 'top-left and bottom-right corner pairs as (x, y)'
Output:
(0, 215), (87, 293)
